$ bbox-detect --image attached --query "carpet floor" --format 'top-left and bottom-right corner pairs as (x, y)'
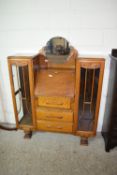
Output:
(0, 130), (117, 175)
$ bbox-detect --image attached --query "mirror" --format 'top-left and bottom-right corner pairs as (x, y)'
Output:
(44, 36), (71, 64)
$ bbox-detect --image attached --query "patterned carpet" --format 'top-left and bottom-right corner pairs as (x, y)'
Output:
(0, 130), (117, 175)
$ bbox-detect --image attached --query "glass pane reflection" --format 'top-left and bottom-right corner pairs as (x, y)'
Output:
(12, 64), (32, 125)
(78, 68), (100, 131)
(45, 37), (71, 64)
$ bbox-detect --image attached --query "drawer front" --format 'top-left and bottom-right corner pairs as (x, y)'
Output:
(36, 108), (73, 122)
(37, 120), (73, 133)
(38, 96), (71, 109)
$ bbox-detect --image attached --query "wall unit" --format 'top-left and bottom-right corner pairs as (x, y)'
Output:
(8, 37), (105, 144)
(102, 55), (117, 151)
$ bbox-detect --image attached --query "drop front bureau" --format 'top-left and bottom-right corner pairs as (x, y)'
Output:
(8, 37), (105, 145)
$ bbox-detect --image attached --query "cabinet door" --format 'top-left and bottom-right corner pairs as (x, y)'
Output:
(8, 59), (35, 129)
(74, 59), (104, 136)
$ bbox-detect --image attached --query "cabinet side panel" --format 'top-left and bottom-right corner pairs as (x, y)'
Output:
(102, 57), (117, 133)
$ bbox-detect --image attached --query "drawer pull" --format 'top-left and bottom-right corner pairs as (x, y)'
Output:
(57, 126), (63, 129)
(47, 125), (63, 129)
(46, 116), (63, 119)
(46, 102), (63, 106)
(47, 125), (51, 128)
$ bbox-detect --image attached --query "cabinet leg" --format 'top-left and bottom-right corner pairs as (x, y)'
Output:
(80, 137), (88, 146)
(105, 148), (110, 152)
(24, 130), (32, 139)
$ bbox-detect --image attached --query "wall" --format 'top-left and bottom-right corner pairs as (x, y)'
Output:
(0, 0), (117, 131)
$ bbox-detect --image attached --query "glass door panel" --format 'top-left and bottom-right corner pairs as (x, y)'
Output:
(12, 64), (32, 126)
(78, 67), (100, 131)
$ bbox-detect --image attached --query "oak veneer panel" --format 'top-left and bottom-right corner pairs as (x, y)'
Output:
(36, 107), (73, 122)
(34, 69), (75, 97)
(37, 96), (71, 109)
(37, 120), (73, 133)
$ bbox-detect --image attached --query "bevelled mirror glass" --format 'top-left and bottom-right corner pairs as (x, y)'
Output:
(44, 36), (71, 64)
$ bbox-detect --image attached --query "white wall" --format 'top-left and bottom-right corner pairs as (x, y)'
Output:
(0, 0), (117, 131)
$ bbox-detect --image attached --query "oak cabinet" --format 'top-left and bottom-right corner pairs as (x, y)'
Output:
(8, 37), (105, 144)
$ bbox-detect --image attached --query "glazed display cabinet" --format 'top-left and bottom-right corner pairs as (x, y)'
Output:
(8, 37), (105, 144)
(74, 58), (105, 144)
(8, 57), (36, 137)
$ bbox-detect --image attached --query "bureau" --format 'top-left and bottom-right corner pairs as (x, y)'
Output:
(8, 37), (105, 145)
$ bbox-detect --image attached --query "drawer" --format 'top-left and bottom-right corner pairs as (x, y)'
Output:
(37, 96), (71, 109)
(37, 120), (73, 133)
(36, 107), (73, 122)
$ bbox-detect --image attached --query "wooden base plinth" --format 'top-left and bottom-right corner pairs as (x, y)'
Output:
(24, 130), (32, 139)
(80, 137), (88, 146)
